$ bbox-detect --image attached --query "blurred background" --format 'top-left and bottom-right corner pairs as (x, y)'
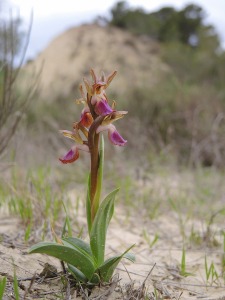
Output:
(1, 0), (225, 170)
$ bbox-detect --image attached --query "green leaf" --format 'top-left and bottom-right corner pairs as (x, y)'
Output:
(29, 242), (95, 280)
(86, 175), (91, 234)
(68, 264), (88, 283)
(62, 237), (94, 263)
(0, 277), (7, 300)
(90, 189), (119, 265)
(97, 245), (135, 282)
(94, 135), (104, 214)
(13, 269), (19, 300)
(61, 202), (72, 237)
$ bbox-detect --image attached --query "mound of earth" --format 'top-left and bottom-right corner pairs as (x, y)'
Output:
(22, 24), (169, 101)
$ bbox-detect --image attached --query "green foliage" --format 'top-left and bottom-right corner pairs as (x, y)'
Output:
(142, 230), (159, 249)
(222, 232), (225, 280)
(13, 269), (20, 300)
(30, 189), (134, 284)
(109, 1), (220, 49)
(0, 277), (7, 300)
(205, 256), (219, 284)
(0, 166), (66, 240)
(180, 248), (193, 277)
(109, 1), (225, 168)
(30, 241), (96, 280)
(97, 245), (135, 282)
(86, 175), (92, 235)
(127, 66), (225, 166)
(90, 189), (118, 265)
(94, 136), (104, 216)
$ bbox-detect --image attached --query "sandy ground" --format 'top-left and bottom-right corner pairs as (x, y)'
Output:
(0, 197), (224, 300)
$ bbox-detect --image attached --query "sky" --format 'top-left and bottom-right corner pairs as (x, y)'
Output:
(7, 0), (225, 61)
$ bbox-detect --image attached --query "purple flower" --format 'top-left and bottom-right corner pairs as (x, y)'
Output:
(96, 124), (127, 146)
(59, 147), (79, 164)
(94, 99), (114, 116)
(59, 144), (89, 164)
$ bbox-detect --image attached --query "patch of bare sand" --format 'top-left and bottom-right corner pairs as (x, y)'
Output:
(106, 209), (225, 299)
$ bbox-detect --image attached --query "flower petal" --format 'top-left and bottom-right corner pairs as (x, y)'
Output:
(102, 110), (128, 125)
(59, 147), (79, 164)
(59, 130), (83, 144)
(83, 78), (93, 95)
(80, 111), (93, 128)
(108, 127), (127, 146)
(105, 71), (117, 89)
(94, 99), (114, 116)
(96, 124), (127, 146)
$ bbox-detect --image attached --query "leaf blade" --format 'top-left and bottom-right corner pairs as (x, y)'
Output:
(94, 135), (104, 213)
(90, 189), (119, 265)
(97, 245), (135, 282)
(29, 242), (95, 280)
(0, 277), (7, 299)
(62, 237), (95, 263)
(68, 264), (88, 283)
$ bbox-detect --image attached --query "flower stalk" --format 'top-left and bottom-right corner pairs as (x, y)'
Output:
(88, 115), (104, 222)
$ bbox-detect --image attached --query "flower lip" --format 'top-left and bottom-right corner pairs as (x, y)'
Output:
(109, 127), (127, 146)
(94, 99), (114, 116)
(96, 124), (127, 147)
(59, 147), (79, 164)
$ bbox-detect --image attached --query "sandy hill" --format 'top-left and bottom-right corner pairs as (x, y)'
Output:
(23, 24), (169, 101)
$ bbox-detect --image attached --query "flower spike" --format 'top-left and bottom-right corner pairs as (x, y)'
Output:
(59, 70), (127, 219)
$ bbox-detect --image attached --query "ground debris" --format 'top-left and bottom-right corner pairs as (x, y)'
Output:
(39, 263), (58, 278)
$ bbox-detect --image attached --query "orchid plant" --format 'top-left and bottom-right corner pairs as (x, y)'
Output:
(29, 69), (135, 284)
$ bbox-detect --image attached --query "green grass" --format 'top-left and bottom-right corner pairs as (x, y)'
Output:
(205, 256), (219, 284)
(0, 166), (70, 241)
(0, 277), (7, 300)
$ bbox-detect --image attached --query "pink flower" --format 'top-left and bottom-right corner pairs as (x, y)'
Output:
(94, 99), (114, 116)
(96, 124), (127, 146)
(59, 147), (79, 164)
(59, 144), (89, 164)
